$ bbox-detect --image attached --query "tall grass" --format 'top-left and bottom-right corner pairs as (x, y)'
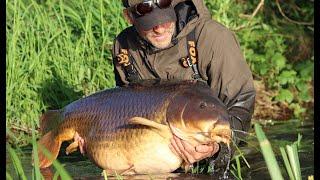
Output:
(7, 120), (73, 179)
(7, 145), (27, 180)
(6, 0), (129, 146)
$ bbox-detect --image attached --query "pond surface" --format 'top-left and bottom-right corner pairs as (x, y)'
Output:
(6, 119), (314, 179)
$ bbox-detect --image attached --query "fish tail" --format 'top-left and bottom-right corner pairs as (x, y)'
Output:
(40, 110), (62, 135)
(37, 131), (62, 168)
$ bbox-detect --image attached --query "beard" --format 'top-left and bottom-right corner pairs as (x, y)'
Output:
(138, 22), (176, 49)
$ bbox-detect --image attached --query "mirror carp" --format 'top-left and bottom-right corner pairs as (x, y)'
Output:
(37, 80), (231, 175)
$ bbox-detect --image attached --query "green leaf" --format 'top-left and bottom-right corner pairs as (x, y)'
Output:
(258, 63), (269, 75)
(280, 147), (295, 180)
(295, 80), (308, 91)
(294, 61), (313, 81)
(265, 40), (274, 49)
(276, 89), (294, 103)
(277, 70), (297, 85)
(289, 103), (306, 117)
(298, 89), (311, 102)
(244, 48), (254, 60)
(6, 171), (14, 180)
(272, 53), (286, 71)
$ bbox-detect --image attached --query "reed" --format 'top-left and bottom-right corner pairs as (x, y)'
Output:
(254, 124), (307, 180)
(7, 145), (27, 180)
(31, 121), (42, 179)
(280, 134), (303, 180)
(7, 141), (73, 179)
(254, 123), (284, 180)
(37, 146), (73, 179)
(7, 121), (73, 179)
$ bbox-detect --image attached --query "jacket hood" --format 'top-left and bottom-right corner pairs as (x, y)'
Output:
(173, 0), (211, 37)
(173, 0), (211, 19)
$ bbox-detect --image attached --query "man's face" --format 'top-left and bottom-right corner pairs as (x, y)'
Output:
(136, 21), (175, 49)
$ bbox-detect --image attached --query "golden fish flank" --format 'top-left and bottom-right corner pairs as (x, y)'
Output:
(36, 80), (231, 175)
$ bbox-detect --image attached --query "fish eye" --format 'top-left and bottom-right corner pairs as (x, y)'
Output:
(200, 102), (207, 109)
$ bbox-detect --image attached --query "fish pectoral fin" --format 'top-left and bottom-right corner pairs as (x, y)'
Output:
(65, 141), (78, 155)
(65, 132), (86, 155)
(169, 125), (199, 146)
(169, 125), (188, 140)
(128, 117), (169, 132)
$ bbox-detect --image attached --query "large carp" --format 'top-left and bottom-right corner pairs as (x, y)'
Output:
(37, 80), (231, 175)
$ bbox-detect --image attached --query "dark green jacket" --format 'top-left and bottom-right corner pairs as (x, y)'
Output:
(112, 0), (255, 143)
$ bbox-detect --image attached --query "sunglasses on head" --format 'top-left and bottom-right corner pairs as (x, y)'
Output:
(129, 0), (172, 16)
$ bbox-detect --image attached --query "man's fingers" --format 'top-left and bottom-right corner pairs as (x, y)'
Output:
(195, 144), (214, 153)
(174, 136), (197, 164)
(180, 139), (196, 153)
(174, 137), (194, 164)
(196, 143), (220, 159)
(210, 142), (220, 155)
(171, 136), (220, 165)
(181, 149), (196, 164)
(170, 138), (189, 163)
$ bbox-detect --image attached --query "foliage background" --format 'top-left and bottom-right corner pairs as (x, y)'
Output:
(6, 0), (314, 146)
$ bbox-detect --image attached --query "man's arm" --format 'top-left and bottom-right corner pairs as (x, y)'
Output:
(206, 30), (256, 138)
(169, 27), (255, 166)
(202, 29), (256, 169)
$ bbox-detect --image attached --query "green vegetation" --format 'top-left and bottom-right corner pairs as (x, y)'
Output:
(7, 145), (27, 180)
(6, 0), (127, 146)
(255, 123), (284, 180)
(6, 0), (313, 179)
(230, 141), (251, 180)
(6, 0), (313, 146)
(253, 123), (310, 180)
(7, 143), (73, 180)
(205, 0), (314, 119)
(280, 134), (302, 180)
(7, 120), (72, 180)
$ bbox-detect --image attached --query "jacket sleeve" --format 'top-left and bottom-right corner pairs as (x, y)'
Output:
(204, 29), (256, 141)
(198, 27), (255, 168)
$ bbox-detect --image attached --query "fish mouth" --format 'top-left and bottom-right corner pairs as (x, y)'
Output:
(210, 127), (232, 146)
(211, 133), (231, 145)
(169, 122), (232, 147)
(196, 130), (231, 146)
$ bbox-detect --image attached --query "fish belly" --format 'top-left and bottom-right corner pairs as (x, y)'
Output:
(85, 128), (182, 174)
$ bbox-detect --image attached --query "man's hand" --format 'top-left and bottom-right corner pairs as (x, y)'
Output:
(169, 135), (220, 165)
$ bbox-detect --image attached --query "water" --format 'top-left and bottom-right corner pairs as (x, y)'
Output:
(6, 119), (314, 179)
(239, 119), (314, 180)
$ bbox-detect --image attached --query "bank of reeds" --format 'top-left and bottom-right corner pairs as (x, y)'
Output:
(6, 0), (128, 146)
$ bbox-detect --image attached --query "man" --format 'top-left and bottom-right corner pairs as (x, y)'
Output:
(112, 0), (255, 168)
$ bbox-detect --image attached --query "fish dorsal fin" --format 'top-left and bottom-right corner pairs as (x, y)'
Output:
(128, 117), (170, 134)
